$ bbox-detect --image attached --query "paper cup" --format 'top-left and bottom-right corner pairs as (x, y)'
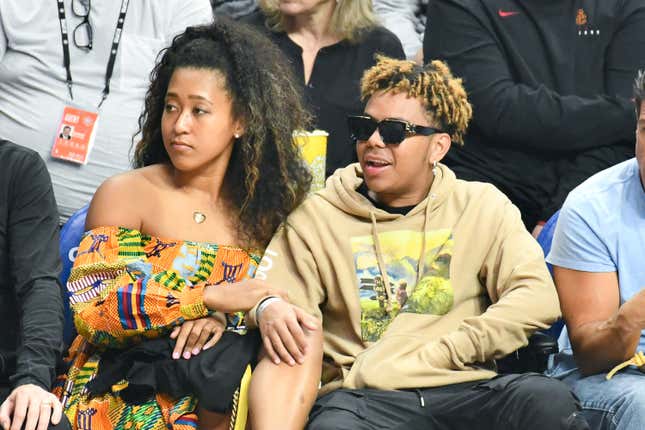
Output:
(294, 130), (328, 193)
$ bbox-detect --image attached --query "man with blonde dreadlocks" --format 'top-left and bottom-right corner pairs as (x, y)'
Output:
(245, 56), (589, 430)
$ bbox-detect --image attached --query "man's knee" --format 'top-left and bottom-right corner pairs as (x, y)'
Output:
(510, 374), (579, 410)
(608, 384), (645, 428)
(506, 374), (587, 429)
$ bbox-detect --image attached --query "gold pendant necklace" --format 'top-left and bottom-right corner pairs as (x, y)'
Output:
(193, 211), (206, 224)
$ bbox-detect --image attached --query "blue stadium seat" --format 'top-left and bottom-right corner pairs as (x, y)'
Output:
(59, 204), (89, 346)
(536, 210), (560, 275)
(535, 210), (564, 339)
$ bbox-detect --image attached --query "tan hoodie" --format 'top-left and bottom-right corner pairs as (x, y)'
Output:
(254, 163), (560, 394)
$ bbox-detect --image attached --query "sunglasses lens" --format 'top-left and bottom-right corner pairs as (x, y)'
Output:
(348, 117), (377, 142)
(378, 120), (406, 144)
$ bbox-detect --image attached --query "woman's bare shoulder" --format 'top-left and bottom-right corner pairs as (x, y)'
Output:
(85, 165), (171, 230)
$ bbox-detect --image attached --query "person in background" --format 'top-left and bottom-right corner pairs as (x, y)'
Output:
(0, 141), (69, 430)
(212, 0), (258, 19)
(246, 0), (404, 178)
(374, 0), (428, 62)
(546, 71), (645, 429)
(52, 19), (311, 429)
(0, 1), (213, 222)
(246, 56), (588, 430)
(424, 0), (645, 235)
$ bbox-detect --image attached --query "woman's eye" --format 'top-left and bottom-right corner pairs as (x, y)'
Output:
(194, 107), (209, 115)
(164, 104), (176, 112)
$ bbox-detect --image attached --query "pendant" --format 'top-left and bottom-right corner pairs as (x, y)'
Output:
(193, 211), (206, 224)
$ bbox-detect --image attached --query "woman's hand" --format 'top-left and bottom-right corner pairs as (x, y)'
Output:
(203, 279), (288, 313)
(258, 300), (320, 366)
(170, 316), (224, 359)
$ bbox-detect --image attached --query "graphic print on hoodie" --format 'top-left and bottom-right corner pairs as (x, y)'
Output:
(352, 229), (454, 342)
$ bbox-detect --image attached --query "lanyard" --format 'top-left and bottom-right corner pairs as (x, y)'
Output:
(56, 0), (130, 108)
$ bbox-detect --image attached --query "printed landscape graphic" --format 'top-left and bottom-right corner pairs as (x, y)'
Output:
(351, 229), (454, 342)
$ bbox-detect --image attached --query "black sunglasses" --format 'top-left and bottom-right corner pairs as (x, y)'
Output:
(347, 115), (444, 145)
(72, 0), (93, 50)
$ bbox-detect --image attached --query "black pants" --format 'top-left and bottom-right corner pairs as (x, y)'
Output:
(0, 385), (72, 430)
(307, 373), (589, 430)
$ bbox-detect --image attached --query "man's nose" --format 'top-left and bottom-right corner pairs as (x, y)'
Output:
(365, 128), (386, 147)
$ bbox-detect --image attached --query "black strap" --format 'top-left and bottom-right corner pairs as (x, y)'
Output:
(56, 0), (73, 99)
(56, 0), (130, 108)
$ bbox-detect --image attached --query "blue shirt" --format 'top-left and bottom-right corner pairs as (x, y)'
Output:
(547, 158), (645, 375)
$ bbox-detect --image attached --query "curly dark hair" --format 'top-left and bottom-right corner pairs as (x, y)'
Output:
(360, 55), (472, 145)
(134, 18), (311, 248)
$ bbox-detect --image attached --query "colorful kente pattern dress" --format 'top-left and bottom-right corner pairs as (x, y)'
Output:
(52, 226), (261, 430)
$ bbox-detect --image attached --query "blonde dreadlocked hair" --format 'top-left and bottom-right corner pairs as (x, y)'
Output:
(360, 56), (472, 145)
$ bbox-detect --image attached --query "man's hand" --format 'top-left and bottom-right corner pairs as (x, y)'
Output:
(170, 316), (224, 359)
(259, 301), (319, 366)
(203, 279), (288, 313)
(0, 384), (62, 430)
(531, 223), (544, 239)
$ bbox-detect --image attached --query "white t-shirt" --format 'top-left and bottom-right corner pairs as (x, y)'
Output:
(0, 0), (213, 221)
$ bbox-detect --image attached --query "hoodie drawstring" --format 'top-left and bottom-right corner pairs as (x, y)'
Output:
(415, 197), (432, 287)
(369, 187), (436, 315)
(370, 211), (393, 313)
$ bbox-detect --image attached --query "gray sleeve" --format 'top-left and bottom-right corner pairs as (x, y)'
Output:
(373, 0), (422, 59)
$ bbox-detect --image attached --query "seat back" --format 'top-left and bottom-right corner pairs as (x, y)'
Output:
(536, 210), (560, 275)
(535, 210), (564, 339)
(59, 204), (89, 345)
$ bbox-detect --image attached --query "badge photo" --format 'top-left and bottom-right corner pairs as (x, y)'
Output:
(51, 106), (99, 165)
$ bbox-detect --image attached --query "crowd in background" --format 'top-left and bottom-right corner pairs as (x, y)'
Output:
(1, 0), (644, 429)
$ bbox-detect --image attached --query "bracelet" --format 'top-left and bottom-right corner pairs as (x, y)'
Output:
(256, 296), (283, 324)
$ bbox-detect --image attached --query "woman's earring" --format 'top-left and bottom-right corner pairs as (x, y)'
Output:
(432, 160), (438, 176)
(234, 133), (240, 139)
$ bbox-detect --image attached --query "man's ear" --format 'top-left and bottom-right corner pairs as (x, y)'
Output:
(428, 133), (452, 166)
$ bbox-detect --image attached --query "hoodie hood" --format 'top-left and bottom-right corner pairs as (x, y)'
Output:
(318, 162), (456, 221)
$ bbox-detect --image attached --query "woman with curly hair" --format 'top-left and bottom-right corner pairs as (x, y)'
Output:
(245, 0), (405, 179)
(52, 18), (311, 430)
